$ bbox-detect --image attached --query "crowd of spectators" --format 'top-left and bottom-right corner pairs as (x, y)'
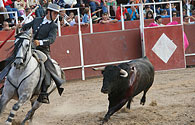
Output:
(0, 0), (195, 30)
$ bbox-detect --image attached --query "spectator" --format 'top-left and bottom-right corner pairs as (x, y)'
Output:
(127, 1), (139, 21)
(92, 15), (101, 23)
(115, 6), (127, 20)
(69, 15), (86, 26)
(82, 7), (89, 23)
(54, 0), (66, 8)
(160, 9), (170, 18)
(2, 21), (16, 31)
(99, 12), (118, 24)
(154, 16), (164, 26)
(22, 8), (34, 24)
(172, 11), (177, 17)
(64, 0), (80, 8)
(89, 0), (107, 14)
(69, 12), (75, 22)
(3, 0), (21, 22)
(14, 0), (25, 16)
(146, 10), (153, 19)
(183, 0), (194, 16)
(183, 15), (195, 24)
(191, 7), (195, 15)
(106, 0), (117, 16)
(0, 0), (9, 20)
(60, 8), (71, 26)
(143, 5), (153, 18)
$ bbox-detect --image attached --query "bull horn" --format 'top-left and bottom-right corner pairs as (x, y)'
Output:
(93, 67), (105, 71)
(120, 69), (128, 77)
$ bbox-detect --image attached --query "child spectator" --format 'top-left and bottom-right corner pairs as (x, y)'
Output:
(99, 12), (118, 24)
(14, 0), (25, 16)
(82, 7), (90, 24)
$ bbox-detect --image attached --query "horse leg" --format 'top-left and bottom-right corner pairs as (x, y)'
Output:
(21, 100), (42, 125)
(0, 94), (12, 115)
(0, 85), (15, 115)
(5, 93), (30, 125)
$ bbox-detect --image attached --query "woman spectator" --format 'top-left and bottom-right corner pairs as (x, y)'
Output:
(146, 10), (153, 19)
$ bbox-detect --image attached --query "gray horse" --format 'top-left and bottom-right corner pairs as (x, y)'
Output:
(0, 32), (65, 125)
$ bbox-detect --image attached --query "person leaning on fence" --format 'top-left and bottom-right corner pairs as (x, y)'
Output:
(99, 12), (118, 24)
(17, 3), (65, 104)
(154, 15), (164, 26)
(2, 21), (16, 31)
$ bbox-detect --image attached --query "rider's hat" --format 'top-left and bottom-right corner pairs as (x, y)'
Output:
(47, 3), (60, 13)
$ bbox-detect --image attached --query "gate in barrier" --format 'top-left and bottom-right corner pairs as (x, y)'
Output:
(140, 1), (186, 70)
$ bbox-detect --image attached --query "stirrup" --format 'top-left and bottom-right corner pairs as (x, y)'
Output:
(37, 92), (50, 104)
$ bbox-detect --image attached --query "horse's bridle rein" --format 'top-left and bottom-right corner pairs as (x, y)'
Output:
(15, 37), (32, 68)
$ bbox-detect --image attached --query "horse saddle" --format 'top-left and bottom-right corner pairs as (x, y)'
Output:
(33, 50), (47, 63)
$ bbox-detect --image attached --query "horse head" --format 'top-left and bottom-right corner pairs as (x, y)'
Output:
(13, 32), (32, 69)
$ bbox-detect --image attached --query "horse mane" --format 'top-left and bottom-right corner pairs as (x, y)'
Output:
(7, 32), (31, 57)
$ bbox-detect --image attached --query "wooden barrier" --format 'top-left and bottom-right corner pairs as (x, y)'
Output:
(184, 24), (195, 66)
(144, 25), (185, 70)
(0, 18), (194, 80)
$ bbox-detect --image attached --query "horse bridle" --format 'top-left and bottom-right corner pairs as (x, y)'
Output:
(15, 37), (32, 67)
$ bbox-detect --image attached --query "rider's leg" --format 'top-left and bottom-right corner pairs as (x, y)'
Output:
(37, 69), (51, 104)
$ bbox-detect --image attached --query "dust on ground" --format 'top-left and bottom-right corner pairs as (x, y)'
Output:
(0, 68), (195, 125)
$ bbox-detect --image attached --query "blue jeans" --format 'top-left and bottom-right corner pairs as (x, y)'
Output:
(89, 2), (107, 14)
(5, 5), (21, 19)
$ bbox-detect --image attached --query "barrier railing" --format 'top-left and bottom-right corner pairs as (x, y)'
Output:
(0, 11), (18, 24)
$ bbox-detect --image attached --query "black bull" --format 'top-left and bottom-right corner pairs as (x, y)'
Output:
(93, 57), (154, 123)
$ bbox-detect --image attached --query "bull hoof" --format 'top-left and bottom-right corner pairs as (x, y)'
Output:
(140, 97), (146, 105)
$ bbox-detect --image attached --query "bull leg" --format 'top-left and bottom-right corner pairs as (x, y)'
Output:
(126, 97), (133, 109)
(21, 100), (42, 125)
(5, 93), (30, 125)
(140, 89), (149, 105)
(102, 99), (128, 124)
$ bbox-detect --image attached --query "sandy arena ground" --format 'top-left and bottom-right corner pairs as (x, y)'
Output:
(0, 67), (195, 125)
